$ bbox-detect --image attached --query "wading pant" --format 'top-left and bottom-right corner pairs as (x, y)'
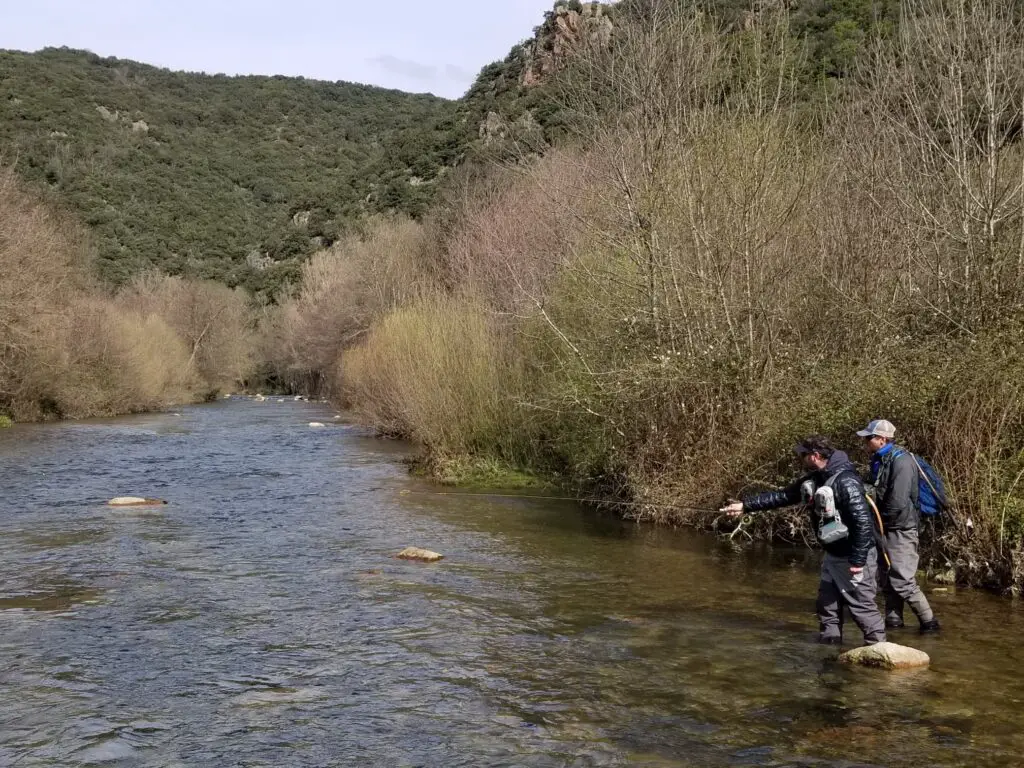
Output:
(880, 529), (934, 625)
(817, 549), (886, 644)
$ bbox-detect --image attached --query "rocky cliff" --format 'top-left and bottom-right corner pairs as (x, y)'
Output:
(520, 2), (615, 87)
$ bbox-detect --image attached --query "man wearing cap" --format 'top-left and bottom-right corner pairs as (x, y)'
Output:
(720, 435), (886, 646)
(857, 419), (940, 633)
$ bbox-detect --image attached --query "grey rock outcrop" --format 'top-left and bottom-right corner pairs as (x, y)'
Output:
(521, 3), (614, 87)
(839, 642), (930, 670)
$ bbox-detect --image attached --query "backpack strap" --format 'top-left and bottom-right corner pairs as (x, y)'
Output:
(871, 448), (900, 488)
(887, 447), (907, 468)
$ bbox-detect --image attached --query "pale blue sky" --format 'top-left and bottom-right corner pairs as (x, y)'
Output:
(2, 1), (557, 99)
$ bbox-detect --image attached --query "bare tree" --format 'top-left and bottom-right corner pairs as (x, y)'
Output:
(866, 0), (1024, 329)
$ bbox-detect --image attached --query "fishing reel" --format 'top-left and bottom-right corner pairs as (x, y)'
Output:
(800, 479), (817, 506)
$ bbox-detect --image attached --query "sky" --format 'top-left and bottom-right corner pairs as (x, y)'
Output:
(1, 0), (558, 99)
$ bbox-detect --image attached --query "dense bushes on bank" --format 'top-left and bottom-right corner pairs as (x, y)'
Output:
(0, 170), (256, 420)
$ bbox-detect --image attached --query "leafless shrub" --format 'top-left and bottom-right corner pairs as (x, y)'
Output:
(119, 273), (257, 392)
(862, 0), (1024, 329)
(262, 216), (430, 395)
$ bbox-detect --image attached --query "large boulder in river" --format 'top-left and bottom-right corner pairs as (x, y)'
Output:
(397, 547), (444, 563)
(839, 642), (930, 670)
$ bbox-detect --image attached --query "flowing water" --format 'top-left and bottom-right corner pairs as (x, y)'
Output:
(1, 399), (1023, 767)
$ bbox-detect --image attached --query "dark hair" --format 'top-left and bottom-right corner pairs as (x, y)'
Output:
(796, 435), (835, 459)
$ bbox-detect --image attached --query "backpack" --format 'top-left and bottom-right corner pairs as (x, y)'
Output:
(891, 448), (948, 517)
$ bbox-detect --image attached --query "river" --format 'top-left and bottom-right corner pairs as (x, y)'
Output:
(1, 399), (1023, 767)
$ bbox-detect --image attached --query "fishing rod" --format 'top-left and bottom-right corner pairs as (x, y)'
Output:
(866, 495), (893, 568)
(399, 489), (792, 547)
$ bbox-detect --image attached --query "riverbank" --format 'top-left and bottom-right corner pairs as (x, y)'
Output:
(408, 454), (553, 491)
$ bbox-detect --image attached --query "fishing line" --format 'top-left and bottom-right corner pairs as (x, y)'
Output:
(398, 489), (721, 514)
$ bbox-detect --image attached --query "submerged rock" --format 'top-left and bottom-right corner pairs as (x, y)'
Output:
(107, 497), (168, 507)
(397, 547), (444, 563)
(76, 737), (138, 763)
(839, 642), (930, 670)
(232, 686), (323, 707)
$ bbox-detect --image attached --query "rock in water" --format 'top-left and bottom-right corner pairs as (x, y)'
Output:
(397, 547), (444, 563)
(108, 497), (168, 507)
(839, 642), (930, 670)
(309, 422), (326, 428)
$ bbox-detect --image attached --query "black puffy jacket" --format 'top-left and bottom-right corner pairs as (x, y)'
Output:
(741, 451), (877, 566)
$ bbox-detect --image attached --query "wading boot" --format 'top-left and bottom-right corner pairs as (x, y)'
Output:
(919, 618), (941, 634)
(885, 616), (905, 629)
(818, 635), (843, 646)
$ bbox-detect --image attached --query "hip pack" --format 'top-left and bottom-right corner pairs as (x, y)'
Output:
(814, 472), (849, 545)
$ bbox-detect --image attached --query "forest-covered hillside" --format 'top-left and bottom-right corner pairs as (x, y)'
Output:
(0, 47), (460, 291)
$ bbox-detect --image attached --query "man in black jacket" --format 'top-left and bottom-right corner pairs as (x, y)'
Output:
(720, 436), (886, 646)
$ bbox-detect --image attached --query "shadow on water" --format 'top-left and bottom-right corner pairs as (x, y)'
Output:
(16, 526), (112, 550)
(0, 399), (1023, 766)
(0, 583), (103, 612)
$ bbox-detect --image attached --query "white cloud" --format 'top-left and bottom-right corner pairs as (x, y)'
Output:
(368, 55), (438, 83)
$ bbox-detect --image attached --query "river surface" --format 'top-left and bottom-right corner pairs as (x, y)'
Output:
(1, 400), (1024, 767)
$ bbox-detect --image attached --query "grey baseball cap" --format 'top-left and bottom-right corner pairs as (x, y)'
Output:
(857, 419), (896, 439)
